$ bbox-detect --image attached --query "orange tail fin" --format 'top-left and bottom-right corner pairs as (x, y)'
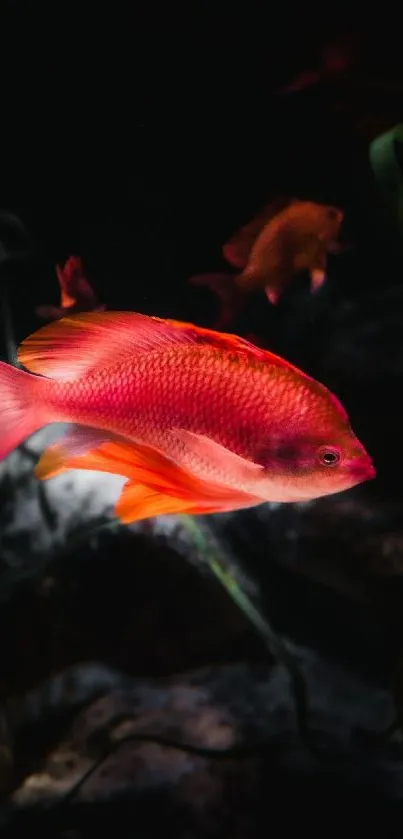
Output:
(0, 362), (45, 460)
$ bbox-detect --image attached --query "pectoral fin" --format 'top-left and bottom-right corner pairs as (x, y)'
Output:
(169, 428), (264, 484)
(265, 286), (281, 304)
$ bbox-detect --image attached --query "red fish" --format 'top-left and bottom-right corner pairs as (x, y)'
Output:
(0, 312), (374, 523)
(36, 256), (105, 320)
(190, 200), (344, 326)
(277, 34), (358, 96)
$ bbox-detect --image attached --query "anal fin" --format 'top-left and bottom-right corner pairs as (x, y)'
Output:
(35, 425), (120, 480)
(115, 481), (240, 524)
(36, 435), (262, 523)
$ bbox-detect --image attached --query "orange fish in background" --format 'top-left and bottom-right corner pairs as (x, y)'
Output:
(189, 200), (344, 327)
(0, 312), (374, 524)
(36, 256), (105, 320)
(221, 195), (293, 270)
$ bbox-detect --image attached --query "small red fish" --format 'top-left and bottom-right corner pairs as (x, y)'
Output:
(0, 312), (374, 524)
(190, 200), (344, 326)
(277, 34), (358, 96)
(36, 256), (105, 320)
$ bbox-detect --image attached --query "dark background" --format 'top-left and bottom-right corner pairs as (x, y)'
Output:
(1, 8), (402, 337)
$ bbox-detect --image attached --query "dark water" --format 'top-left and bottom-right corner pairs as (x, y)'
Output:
(1, 14), (403, 837)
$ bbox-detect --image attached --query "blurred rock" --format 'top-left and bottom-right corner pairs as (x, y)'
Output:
(1, 652), (402, 836)
(0, 425), (124, 584)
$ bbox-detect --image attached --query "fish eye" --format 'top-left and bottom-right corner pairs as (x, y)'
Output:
(317, 446), (341, 466)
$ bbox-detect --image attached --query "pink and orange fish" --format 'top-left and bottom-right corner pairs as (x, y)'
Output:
(0, 312), (374, 524)
(36, 256), (105, 320)
(190, 199), (344, 327)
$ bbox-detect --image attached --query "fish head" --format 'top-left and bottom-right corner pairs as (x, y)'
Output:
(254, 372), (375, 502)
(317, 205), (344, 247)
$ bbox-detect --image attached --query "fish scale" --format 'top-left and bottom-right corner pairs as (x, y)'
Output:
(49, 348), (270, 460)
(0, 311), (374, 521)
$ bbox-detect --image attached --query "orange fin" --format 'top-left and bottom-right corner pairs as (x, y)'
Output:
(18, 310), (310, 381)
(114, 481), (184, 523)
(35, 425), (118, 480)
(36, 258), (105, 323)
(309, 268), (326, 293)
(59, 289), (76, 310)
(58, 266), (76, 309)
(36, 436), (260, 522)
(114, 480), (241, 524)
(57, 256), (101, 311)
(36, 445), (71, 480)
(57, 257), (83, 310)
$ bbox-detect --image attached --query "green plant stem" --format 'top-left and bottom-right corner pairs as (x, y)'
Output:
(177, 514), (310, 748)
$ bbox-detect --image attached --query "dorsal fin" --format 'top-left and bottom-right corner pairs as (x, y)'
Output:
(18, 312), (196, 380)
(18, 310), (305, 381)
(163, 316), (312, 377)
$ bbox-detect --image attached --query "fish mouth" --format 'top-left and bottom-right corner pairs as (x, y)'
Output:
(348, 456), (376, 484)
